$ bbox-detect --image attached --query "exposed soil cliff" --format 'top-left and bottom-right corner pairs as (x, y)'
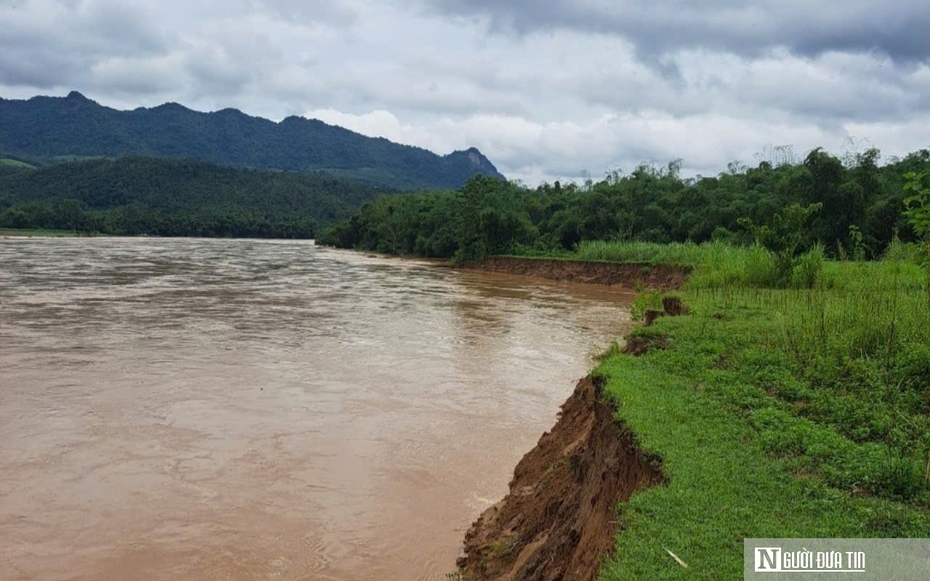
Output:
(460, 257), (690, 290)
(459, 377), (665, 581)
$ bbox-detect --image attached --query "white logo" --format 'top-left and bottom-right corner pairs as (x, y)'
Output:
(753, 546), (865, 573)
(755, 548), (782, 572)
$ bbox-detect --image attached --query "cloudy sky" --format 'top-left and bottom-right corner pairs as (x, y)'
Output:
(2, 0), (929, 184)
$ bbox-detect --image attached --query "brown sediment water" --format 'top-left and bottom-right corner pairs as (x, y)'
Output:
(0, 238), (635, 581)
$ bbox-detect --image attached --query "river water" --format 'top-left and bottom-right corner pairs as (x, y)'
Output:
(0, 237), (635, 581)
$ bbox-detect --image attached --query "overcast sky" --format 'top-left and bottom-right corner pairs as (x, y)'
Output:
(2, 0), (929, 184)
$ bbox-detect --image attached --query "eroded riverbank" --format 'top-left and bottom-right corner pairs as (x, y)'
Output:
(453, 256), (689, 580)
(459, 256), (691, 290)
(458, 376), (665, 581)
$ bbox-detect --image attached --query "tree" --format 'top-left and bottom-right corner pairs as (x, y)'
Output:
(739, 203), (822, 285)
(802, 148), (852, 253)
(903, 172), (930, 255)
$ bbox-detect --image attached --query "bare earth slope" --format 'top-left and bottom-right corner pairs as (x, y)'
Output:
(459, 377), (665, 581)
(461, 257), (690, 291)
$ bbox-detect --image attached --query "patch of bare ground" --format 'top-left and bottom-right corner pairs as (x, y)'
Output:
(644, 296), (691, 327)
(620, 335), (671, 356)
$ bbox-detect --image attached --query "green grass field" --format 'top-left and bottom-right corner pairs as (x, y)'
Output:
(568, 242), (930, 579)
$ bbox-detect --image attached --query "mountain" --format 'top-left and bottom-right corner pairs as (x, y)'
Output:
(0, 91), (506, 190)
(0, 156), (391, 238)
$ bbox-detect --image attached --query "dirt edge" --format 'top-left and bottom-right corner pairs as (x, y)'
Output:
(458, 376), (666, 581)
(459, 256), (691, 290)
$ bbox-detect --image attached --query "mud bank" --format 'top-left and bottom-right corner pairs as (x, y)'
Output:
(460, 257), (690, 290)
(459, 377), (665, 581)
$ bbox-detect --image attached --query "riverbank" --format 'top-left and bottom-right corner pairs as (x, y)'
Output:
(458, 376), (665, 581)
(456, 251), (930, 580)
(0, 228), (90, 237)
(458, 256), (691, 290)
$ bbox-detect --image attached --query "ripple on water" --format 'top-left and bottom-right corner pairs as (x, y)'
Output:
(0, 237), (635, 581)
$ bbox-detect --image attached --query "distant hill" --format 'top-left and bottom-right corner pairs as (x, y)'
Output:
(0, 157), (34, 169)
(0, 91), (506, 190)
(0, 156), (392, 238)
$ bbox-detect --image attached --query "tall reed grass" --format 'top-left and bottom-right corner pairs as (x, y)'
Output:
(573, 239), (826, 289)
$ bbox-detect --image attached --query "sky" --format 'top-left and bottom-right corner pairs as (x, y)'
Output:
(2, 0), (929, 185)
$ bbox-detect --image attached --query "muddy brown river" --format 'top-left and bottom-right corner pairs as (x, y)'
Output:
(0, 237), (635, 581)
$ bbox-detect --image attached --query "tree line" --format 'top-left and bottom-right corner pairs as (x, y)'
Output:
(0, 156), (391, 238)
(319, 147), (930, 261)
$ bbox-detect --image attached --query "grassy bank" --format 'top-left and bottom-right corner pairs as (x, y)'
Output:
(585, 243), (930, 579)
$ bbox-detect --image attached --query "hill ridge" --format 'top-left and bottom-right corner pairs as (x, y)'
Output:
(0, 91), (505, 190)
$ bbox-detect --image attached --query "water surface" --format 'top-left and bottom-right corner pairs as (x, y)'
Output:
(0, 237), (634, 581)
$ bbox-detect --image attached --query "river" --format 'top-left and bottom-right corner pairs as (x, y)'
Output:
(0, 237), (635, 581)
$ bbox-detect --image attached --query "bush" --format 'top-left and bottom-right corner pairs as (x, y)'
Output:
(630, 290), (663, 322)
(885, 237), (928, 266)
(791, 244), (825, 289)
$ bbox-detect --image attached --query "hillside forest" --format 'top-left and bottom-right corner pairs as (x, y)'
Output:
(0, 157), (391, 238)
(0, 92), (504, 190)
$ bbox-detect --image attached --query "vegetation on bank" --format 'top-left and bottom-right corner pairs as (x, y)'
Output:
(581, 179), (930, 578)
(592, 242), (930, 579)
(344, 156), (930, 579)
(321, 147), (930, 262)
(0, 156), (393, 238)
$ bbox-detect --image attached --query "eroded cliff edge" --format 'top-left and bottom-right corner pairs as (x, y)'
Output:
(459, 257), (690, 291)
(458, 376), (665, 581)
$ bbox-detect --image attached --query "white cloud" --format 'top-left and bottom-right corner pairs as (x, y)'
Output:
(1, 0), (929, 185)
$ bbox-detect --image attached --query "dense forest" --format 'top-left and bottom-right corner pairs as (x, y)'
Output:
(0, 92), (504, 190)
(320, 147), (930, 261)
(0, 157), (391, 238)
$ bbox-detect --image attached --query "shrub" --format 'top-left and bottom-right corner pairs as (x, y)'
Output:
(792, 244), (825, 289)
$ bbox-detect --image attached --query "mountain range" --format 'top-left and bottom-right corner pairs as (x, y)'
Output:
(0, 91), (505, 190)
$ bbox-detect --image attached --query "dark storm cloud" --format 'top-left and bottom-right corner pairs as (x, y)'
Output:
(417, 0), (930, 64)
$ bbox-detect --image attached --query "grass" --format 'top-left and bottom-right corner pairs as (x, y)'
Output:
(573, 240), (746, 267)
(571, 239), (834, 289)
(581, 243), (930, 580)
(514, 240), (741, 266)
